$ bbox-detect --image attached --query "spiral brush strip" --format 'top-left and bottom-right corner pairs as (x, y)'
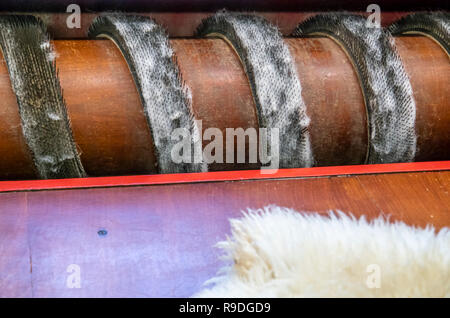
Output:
(293, 13), (417, 164)
(89, 14), (206, 173)
(389, 12), (450, 55)
(0, 15), (85, 179)
(196, 11), (314, 168)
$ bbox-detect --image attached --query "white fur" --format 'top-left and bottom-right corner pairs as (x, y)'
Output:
(195, 206), (450, 297)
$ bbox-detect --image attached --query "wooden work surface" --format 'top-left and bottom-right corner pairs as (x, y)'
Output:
(0, 169), (449, 297)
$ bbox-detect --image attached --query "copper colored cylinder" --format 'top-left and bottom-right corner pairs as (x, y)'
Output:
(0, 36), (448, 180)
(172, 39), (260, 171)
(395, 36), (450, 162)
(55, 40), (158, 177)
(286, 38), (368, 166)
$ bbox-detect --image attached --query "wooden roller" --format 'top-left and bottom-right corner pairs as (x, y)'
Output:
(0, 35), (448, 179)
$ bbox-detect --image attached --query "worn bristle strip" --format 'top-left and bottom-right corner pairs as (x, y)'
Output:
(88, 14), (206, 174)
(389, 12), (450, 55)
(0, 15), (86, 179)
(293, 13), (417, 164)
(196, 10), (314, 168)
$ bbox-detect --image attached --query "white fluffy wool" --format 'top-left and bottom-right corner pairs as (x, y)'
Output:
(195, 206), (450, 297)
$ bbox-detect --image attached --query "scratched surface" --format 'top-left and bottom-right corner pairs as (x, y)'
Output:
(0, 170), (449, 297)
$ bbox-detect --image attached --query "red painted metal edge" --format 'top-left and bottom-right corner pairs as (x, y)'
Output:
(0, 161), (449, 193)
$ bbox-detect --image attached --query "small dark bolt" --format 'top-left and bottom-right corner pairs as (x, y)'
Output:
(97, 229), (108, 237)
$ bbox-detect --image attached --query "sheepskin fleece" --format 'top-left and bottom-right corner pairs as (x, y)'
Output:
(195, 206), (450, 297)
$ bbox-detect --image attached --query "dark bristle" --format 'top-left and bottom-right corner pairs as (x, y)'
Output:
(196, 10), (314, 168)
(293, 13), (417, 164)
(0, 15), (86, 179)
(388, 12), (449, 54)
(89, 14), (206, 174)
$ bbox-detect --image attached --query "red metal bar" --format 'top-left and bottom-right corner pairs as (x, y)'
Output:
(0, 161), (449, 193)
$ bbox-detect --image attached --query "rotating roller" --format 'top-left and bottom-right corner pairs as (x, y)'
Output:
(0, 12), (448, 180)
